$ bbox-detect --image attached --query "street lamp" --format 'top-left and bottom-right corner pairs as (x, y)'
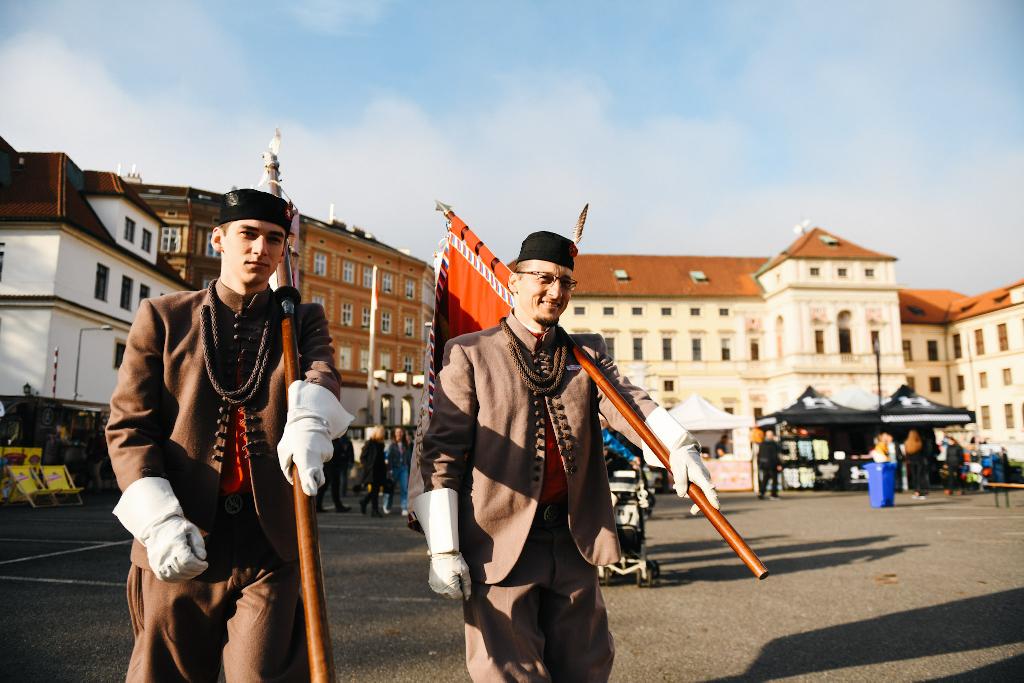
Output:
(74, 325), (113, 401)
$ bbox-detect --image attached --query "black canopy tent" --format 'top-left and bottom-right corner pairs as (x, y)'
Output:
(756, 386), (879, 427)
(881, 385), (976, 427)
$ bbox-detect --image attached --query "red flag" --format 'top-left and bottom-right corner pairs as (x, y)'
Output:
(425, 207), (513, 413)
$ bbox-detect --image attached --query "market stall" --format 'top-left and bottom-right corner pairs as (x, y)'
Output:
(669, 394), (754, 491)
(757, 387), (879, 491)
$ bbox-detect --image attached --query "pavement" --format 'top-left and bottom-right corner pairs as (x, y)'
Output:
(2, 487), (1022, 682)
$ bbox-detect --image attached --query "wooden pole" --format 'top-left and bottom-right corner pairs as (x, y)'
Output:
(569, 342), (769, 580)
(264, 133), (336, 681)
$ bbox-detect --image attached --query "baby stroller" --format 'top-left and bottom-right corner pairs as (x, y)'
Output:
(597, 464), (659, 587)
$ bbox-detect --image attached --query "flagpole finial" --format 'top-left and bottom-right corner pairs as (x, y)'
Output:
(435, 200), (452, 216)
(573, 203), (589, 245)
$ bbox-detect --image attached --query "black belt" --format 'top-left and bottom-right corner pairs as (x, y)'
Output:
(533, 502), (568, 528)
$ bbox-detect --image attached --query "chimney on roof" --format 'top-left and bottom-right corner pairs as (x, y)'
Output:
(123, 163), (142, 184)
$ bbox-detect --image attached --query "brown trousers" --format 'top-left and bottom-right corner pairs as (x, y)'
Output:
(125, 493), (308, 682)
(463, 521), (615, 682)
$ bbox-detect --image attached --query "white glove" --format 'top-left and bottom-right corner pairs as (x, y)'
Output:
(278, 380), (354, 496)
(641, 407), (720, 515)
(412, 488), (472, 600)
(113, 477), (208, 582)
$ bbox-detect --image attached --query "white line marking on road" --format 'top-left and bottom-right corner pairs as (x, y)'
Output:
(0, 574), (123, 587)
(0, 540), (131, 566)
(0, 537), (127, 545)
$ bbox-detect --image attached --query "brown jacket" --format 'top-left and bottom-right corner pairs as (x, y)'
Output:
(416, 314), (657, 584)
(107, 281), (340, 569)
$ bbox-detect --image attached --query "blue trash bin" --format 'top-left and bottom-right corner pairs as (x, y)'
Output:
(865, 462), (896, 508)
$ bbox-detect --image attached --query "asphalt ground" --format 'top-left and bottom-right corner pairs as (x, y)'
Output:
(2, 487), (1022, 682)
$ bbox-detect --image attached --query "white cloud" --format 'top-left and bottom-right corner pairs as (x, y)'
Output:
(286, 0), (394, 35)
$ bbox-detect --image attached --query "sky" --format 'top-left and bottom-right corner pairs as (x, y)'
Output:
(1, 0), (1021, 294)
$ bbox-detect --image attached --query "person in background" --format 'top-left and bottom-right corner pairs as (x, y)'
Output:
(714, 432), (731, 459)
(757, 429), (782, 499)
(944, 436), (965, 496)
(905, 428), (928, 500)
(359, 426), (387, 517)
(384, 427), (413, 516)
(317, 434), (353, 513)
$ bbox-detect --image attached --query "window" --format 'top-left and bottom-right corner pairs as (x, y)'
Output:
(907, 376), (916, 390)
(980, 405), (991, 430)
(381, 311), (392, 334)
(865, 268), (875, 278)
(979, 372), (988, 388)
(338, 345), (351, 370)
(1003, 368), (1013, 385)
(405, 316), (414, 337)
(141, 229), (152, 253)
(361, 306), (371, 328)
(380, 350), (391, 370)
(953, 334), (962, 359)
(342, 260), (355, 283)
(956, 375), (964, 391)
(139, 284), (150, 301)
(359, 349), (369, 372)
(661, 307), (672, 316)
(691, 337), (702, 361)
(632, 337), (643, 361)
(929, 377), (942, 393)
(998, 323), (1008, 351)
(0, 242), (5, 281)
(205, 231), (219, 258)
(313, 252), (327, 276)
(927, 340), (939, 361)
(404, 356), (414, 373)
(381, 272), (393, 293)
(837, 267), (848, 278)
(603, 306), (614, 316)
(605, 337), (616, 359)
(689, 270), (708, 283)
(815, 330), (826, 354)
(405, 278), (416, 299)
(363, 267), (374, 289)
(661, 338), (672, 361)
(120, 276), (133, 310)
(663, 380), (675, 392)
(614, 269), (629, 281)
(1006, 404), (1016, 430)
(753, 407), (764, 419)
(902, 340), (913, 362)
(342, 303), (353, 326)
(631, 306), (643, 316)
(690, 307), (701, 316)
(974, 328), (985, 355)
(160, 227), (181, 253)
(124, 217), (136, 243)
(719, 308), (729, 317)
(312, 294), (325, 307)
(871, 330), (881, 355)
(114, 342), (127, 368)
(837, 311), (852, 354)
(573, 306), (586, 315)
(95, 264), (109, 301)
(750, 339), (760, 361)
(809, 267), (820, 277)
(721, 338), (731, 361)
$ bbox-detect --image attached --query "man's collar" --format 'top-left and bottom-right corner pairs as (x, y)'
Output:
(505, 311), (559, 355)
(212, 279), (271, 314)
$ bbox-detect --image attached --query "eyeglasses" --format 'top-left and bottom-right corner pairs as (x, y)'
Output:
(516, 271), (578, 291)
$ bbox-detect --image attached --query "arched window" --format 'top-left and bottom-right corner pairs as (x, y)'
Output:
(837, 311), (853, 354)
(775, 316), (785, 358)
(401, 396), (414, 425)
(380, 394), (394, 425)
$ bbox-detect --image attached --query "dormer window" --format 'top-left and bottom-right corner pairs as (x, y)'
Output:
(819, 234), (839, 246)
(614, 269), (629, 281)
(908, 305), (925, 316)
(124, 217), (136, 243)
(690, 270), (708, 283)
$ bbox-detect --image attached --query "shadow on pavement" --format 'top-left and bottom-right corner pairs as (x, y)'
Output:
(659, 542), (927, 584)
(650, 535), (896, 566)
(710, 588), (1024, 681)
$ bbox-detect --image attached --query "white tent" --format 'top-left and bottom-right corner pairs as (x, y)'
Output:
(668, 394), (751, 431)
(832, 386), (882, 411)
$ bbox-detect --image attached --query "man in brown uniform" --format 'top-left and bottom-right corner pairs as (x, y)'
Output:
(107, 189), (352, 681)
(414, 230), (719, 681)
